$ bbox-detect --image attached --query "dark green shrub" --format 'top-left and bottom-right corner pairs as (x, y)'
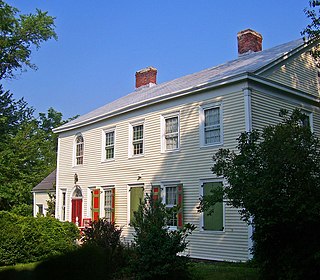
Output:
(82, 218), (128, 275)
(10, 203), (33, 217)
(131, 194), (195, 280)
(0, 211), (79, 265)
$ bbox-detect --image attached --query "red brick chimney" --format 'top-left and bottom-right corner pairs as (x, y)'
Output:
(237, 29), (263, 55)
(135, 66), (157, 89)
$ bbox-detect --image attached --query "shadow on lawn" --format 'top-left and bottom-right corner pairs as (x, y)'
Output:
(0, 246), (111, 280)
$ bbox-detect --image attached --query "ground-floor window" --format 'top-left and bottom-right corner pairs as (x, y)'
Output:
(103, 187), (115, 223)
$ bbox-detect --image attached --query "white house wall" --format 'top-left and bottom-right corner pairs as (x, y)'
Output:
(56, 82), (251, 262)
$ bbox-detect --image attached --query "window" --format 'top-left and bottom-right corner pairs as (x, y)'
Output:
(156, 183), (183, 228)
(75, 135), (84, 165)
(161, 114), (180, 152)
(128, 185), (144, 224)
(37, 204), (44, 216)
(61, 191), (66, 221)
(200, 104), (222, 146)
(165, 185), (178, 227)
(105, 130), (115, 159)
(129, 122), (144, 157)
(133, 124), (144, 155)
(104, 187), (115, 223)
(300, 110), (313, 131)
(202, 182), (224, 231)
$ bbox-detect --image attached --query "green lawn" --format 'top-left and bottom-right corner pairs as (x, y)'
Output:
(190, 261), (258, 280)
(0, 260), (258, 280)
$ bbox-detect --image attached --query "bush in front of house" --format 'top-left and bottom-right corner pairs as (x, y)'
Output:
(82, 218), (131, 277)
(130, 194), (195, 280)
(0, 211), (79, 265)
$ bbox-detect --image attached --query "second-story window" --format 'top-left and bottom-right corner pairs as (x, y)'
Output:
(75, 135), (84, 165)
(200, 103), (222, 147)
(132, 124), (144, 155)
(162, 114), (180, 152)
(105, 131), (115, 159)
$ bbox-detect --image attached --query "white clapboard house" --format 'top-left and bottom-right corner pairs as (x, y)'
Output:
(53, 29), (320, 261)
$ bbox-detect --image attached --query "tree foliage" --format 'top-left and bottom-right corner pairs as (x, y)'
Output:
(131, 194), (195, 280)
(0, 86), (66, 213)
(0, 0), (57, 80)
(302, 1), (320, 60)
(199, 109), (320, 279)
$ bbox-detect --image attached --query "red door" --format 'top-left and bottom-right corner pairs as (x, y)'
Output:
(71, 198), (82, 226)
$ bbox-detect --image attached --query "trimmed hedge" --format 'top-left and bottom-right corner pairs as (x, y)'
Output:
(0, 211), (79, 265)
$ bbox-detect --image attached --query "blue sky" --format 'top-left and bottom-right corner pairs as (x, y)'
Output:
(3, 0), (310, 119)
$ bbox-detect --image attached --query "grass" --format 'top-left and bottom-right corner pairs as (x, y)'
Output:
(0, 260), (258, 280)
(190, 261), (259, 280)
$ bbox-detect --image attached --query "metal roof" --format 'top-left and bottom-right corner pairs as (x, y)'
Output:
(54, 38), (306, 133)
(32, 170), (56, 192)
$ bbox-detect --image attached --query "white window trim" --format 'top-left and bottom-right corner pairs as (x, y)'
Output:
(160, 112), (180, 153)
(128, 121), (145, 158)
(301, 110), (313, 132)
(127, 184), (144, 226)
(161, 181), (181, 230)
(101, 127), (116, 162)
(199, 179), (225, 233)
(73, 134), (84, 167)
(199, 103), (223, 147)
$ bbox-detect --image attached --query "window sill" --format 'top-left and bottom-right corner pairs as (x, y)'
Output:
(161, 149), (180, 154)
(128, 154), (144, 159)
(101, 158), (115, 163)
(200, 143), (223, 149)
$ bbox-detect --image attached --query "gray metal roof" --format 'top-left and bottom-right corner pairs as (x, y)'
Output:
(55, 38), (306, 133)
(32, 170), (56, 192)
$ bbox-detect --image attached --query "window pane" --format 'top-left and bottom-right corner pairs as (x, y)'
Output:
(105, 131), (114, 159)
(133, 125), (143, 155)
(104, 189), (112, 221)
(165, 117), (179, 150)
(165, 186), (177, 205)
(203, 182), (223, 231)
(204, 107), (221, 144)
(76, 135), (84, 165)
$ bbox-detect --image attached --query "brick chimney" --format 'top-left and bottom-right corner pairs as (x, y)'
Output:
(237, 29), (263, 55)
(135, 66), (157, 89)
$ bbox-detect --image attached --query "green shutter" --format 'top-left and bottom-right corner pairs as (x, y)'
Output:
(130, 186), (144, 223)
(203, 182), (223, 231)
(177, 184), (183, 229)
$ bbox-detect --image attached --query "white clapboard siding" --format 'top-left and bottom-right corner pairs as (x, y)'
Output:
(56, 83), (251, 261)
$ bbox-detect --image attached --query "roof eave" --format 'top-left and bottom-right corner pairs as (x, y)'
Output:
(53, 73), (251, 133)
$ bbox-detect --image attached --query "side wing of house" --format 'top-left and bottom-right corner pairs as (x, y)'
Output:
(251, 48), (320, 135)
(55, 81), (253, 262)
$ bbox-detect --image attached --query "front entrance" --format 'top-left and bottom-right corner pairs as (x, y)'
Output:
(71, 186), (83, 226)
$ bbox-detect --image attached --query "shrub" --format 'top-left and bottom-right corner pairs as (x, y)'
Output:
(131, 194), (195, 280)
(82, 218), (128, 275)
(0, 211), (79, 265)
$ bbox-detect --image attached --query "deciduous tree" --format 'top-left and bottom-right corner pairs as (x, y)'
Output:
(199, 109), (320, 279)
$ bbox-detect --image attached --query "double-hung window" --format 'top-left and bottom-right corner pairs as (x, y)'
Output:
(75, 135), (84, 165)
(161, 113), (180, 152)
(200, 104), (222, 146)
(133, 124), (144, 155)
(103, 187), (115, 223)
(61, 190), (66, 221)
(154, 183), (183, 228)
(105, 130), (115, 160)
(129, 122), (144, 157)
